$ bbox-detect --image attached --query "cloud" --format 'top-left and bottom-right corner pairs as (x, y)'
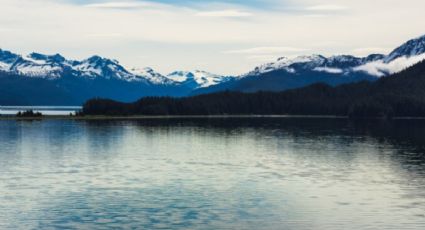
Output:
(354, 53), (425, 77)
(302, 14), (328, 18)
(84, 1), (161, 10)
(1, 0), (425, 75)
(313, 67), (343, 74)
(224, 47), (308, 54)
(85, 33), (124, 38)
(196, 10), (252, 18)
(351, 47), (391, 56)
(135, 0), (274, 9)
(79, 0), (275, 11)
(306, 4), (348, 11)
(245, 54), (279, 62)
(226, 46), (310, 65)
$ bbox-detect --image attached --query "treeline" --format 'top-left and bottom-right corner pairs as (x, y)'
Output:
(81, 61), (425, 118)
(16, 110), (42, 117)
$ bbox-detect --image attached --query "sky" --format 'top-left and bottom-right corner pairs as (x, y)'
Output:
(0, 0), (425, 75)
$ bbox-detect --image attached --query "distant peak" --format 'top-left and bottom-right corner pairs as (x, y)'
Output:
(299, 54), (323, 58)
(193, 70), (209, 74)
(131, 67), (158, 74)
(28, 52), (66, 63)
(28, 52), (46, 59)
(0, 48), (12, 54)
(275, 54), (325, 64)
(277, 57), (288, 61)
(0, 49), (19, 60)
(364, 54), (385, 61)
(143, 67), (155, 72)
(51, 53), (66, 61)
(86, 55), (103, 62)
(168, 70), (191, 75)
(402, 34), (425, 46)
(384, 34), (425, 62)
(413, 33), (425, 40)
(328, 54), (357, 60)
(85, 55), (119, 66)
(273, 54), (326, 66)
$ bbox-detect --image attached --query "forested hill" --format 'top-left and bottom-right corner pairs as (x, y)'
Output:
(81, 61), (425, 118)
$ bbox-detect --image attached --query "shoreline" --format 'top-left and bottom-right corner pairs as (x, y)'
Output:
(2, 114), (425, 120)
(0, 115), (347, 120)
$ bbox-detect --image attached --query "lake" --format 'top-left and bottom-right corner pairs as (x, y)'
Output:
(0, 118), (424, 229)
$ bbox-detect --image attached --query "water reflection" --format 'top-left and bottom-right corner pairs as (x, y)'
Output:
(0, 118), (424, 229)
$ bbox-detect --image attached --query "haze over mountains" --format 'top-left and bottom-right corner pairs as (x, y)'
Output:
(1, 34), (425, 105)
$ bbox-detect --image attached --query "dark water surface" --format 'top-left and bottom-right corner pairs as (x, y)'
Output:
(0, 118), (424, 229)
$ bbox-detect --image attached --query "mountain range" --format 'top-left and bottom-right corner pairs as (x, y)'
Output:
(193, 35), (425, 95)
(82, 60), (425, 118)
(1, 34), (425, 105)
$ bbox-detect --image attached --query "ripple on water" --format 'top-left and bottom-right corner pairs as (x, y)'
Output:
(0, 119), (425, 229)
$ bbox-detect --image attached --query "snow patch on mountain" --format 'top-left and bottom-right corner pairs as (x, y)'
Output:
(167, 70), (231, 88)
(73, 61), (102, 77)
(246, 55), (327, 76)
(0, 62), (11, 72)
(9, 57), (64, 79)
(14, 65), (63, 78)
(130, 67), (175, 85)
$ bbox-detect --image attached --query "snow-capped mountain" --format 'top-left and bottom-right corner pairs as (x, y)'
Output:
(72, 55), (143, 81)
(130, 67), (176, 85)
(0, 51), (66, 79)
(0, 49), (21, 72)
(0, 50), (142, 81)
(245, 54), (386, 77)
(2, 33), (425, 105)
(166, 70), (233, 89)
(354, 35), (425, 77)
(384, 34), (425, 62)
(0, 49), (230, 88)
(245, 35), (425, 79)
(192, 34), (425, 95)
(0, 50), (196, 105)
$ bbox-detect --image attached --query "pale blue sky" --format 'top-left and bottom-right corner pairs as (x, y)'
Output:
(1, 0), (424, 75)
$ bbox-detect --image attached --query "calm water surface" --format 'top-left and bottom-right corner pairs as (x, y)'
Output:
(0, 118), (424, 229)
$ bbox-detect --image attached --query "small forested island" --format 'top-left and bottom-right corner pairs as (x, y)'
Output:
(16, 110), (43, 117)
(81, 61), (425, 118)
